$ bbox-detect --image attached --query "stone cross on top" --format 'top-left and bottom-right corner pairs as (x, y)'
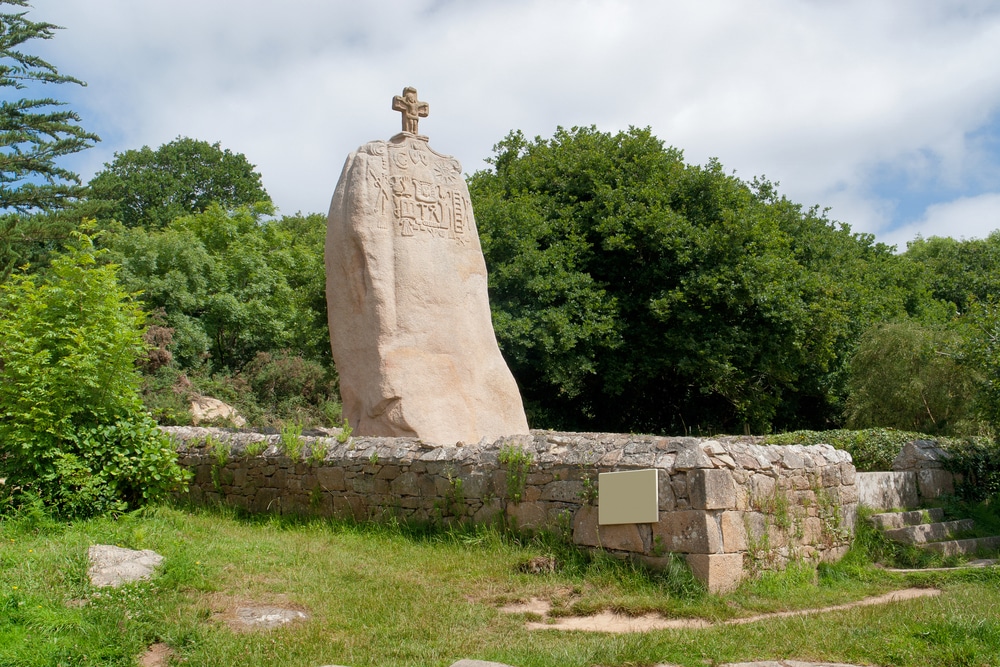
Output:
(392, 86), (429, 136)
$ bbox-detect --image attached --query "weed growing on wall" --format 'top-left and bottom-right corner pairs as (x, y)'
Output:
(498, 444), (533, 504)
(336, 418), (353, 444)
(279, 422), (304, 460)
(243, 440), (267, 457)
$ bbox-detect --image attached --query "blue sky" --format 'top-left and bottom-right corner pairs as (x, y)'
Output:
(23, 0), (1000, 250)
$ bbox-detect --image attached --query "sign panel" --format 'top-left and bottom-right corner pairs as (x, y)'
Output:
(598, 469), (659, 525)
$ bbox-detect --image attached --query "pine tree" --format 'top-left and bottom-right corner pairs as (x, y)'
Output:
(0, 0), (98, 212)
(0, 0), (99, 275)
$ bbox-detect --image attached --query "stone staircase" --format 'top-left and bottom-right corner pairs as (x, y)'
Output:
(869, 507), (1000, 560)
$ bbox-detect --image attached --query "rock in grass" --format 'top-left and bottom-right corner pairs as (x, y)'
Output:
(87, 545), (163, 588)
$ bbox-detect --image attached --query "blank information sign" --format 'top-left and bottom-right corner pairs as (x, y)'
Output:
(598, 469), (659, 525)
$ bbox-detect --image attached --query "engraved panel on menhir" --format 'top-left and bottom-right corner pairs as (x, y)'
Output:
(386, 147), (470, 243)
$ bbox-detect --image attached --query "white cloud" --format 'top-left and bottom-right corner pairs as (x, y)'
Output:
(27, 0), (1000, 243)
(881, 192), (1000, 250)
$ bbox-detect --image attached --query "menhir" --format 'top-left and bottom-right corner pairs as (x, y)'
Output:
(325, 87), (529, 445)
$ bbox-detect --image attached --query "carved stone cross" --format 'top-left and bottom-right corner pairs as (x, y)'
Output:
(392, 86), (429, 135)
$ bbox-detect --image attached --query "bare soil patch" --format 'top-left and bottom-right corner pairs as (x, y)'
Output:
(201, 592), (311, 633)
(502, 588), (941, 633)
(139, 643), (174, 667)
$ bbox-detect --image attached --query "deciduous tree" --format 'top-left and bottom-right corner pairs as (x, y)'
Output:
(88, 137), (270, 229)
(470, 126), (922, 434)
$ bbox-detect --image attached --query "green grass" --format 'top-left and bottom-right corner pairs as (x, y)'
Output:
(2, 504), (1000, 666)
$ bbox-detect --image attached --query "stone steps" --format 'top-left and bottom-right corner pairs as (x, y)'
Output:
(883, 518), (976, 545)
(920, 535), (1000, 558)
(869, 508), (1000, 562)
(868, 508), (943, 530)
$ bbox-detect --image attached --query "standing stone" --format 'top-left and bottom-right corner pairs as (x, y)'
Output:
(325, 87), (529, 445)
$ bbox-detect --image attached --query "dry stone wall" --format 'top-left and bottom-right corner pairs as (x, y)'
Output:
(168, 427), (857, 592)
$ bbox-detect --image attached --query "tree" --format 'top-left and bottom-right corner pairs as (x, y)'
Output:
(88, 137), (271, 228)
(904, 232), (1000, 314)
(966, 298), (1000, 433)
(470, 126), (923, 434)
(0, 0), (99, 275)
(104, 205), (330, 371)
(844, 321), (977, 434)
(0, 231), (188, 517)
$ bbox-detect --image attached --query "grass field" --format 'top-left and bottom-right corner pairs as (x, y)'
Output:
(2, 503), (999, 667)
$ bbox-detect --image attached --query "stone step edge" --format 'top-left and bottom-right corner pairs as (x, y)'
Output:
(919, 535), (1000, 557)
(885, 558), (998, 573)
(883, 519), (977, 545)
(868, 508), (944, 530)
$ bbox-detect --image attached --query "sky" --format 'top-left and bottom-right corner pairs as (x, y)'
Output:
(25, 0), (1000, 251)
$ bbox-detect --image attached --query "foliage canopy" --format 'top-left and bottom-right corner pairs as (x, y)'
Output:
(471, 126), (922, 434)
(88, 136), (270, 229)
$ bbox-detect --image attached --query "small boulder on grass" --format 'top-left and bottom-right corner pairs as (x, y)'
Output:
(87, 545), (163, 588)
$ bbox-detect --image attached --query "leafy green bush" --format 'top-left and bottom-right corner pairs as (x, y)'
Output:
(0, 232), (188, 517)
(942, 438), (1000, 503)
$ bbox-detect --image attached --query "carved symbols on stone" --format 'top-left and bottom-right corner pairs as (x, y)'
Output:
(366, 135), (471, 243)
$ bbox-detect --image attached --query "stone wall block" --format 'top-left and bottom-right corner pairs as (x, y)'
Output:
(473, 498), (503, 524)
(598, 523), (647, 553)
(526, 472), (553, 485)
(418, 474), (438, 497)
(654, 452), (676, 472)
(674, 444), (713, 470)
(251, 488), (279, 513)
(657, 472), (676, 511)
(653, 510), (721, 554)
(506, 501), (547, 531)
(522, 485), (542, 503)
(685, 553), (743, 593)
(749, 474), (776, 504)
(714, 453), (737, 468)
(573, 505), (601, 547)
(720, 511), (747, 553)
(689, 469), (736, 510)
(840, 463), (856, 485)
(917, 469), (954, 500)
(781, 450), (806, 469)
(733, 452), (760, 469)
(352, 475), (374, 494)
(733, 484), (750, 511)
(376, 464), (400, 480)
(390, 471), (420, 496)
(194, 465), (213, 486)
(541, 480), (584, 502)
(744, 511), (767, 544)
(452, 471), (481, 499)
(822, 465), (841, 487)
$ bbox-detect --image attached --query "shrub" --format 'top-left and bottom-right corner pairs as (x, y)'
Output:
(0, 232), (188, 517)
(941, 438), (1000, 503)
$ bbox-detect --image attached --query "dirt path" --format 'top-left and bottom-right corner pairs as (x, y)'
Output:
(500, 587), (941, 633)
